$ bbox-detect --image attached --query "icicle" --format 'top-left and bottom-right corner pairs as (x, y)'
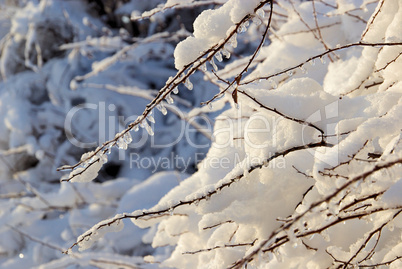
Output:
(201, 62), (207, 71)
(287, 70), (294, 77)
(116, 137), (128, 150)
(133, 125), (139, 132)
(157, 104), (168, 115)
(252, 15), (262, 26)
(172, 86), (179, 94)
(256, 8), (265, 18)
(222, 47), (231, 59)
(166, 93), (174, 104)
(81, 160), (89, 169)
(99, 153), (108, 164)
(215, 51), (223, 62)
(166, 76), (174, 84)
(123, 132), (133, 144)
(104, 143), (113, 155)
(184, 78), (193, 90)
(309, 59), (315, 66)
(229, 33), (238, 48)
(208, 103), (213, 110)
(320, 56), (326, 64)
(274, 250), (282, 262)
(210, 58), (218, 72)
(88, 156), (97, 164)
(147, 114), (155, 123)
(145, 123), (154, 136)
(299, 65), (308, 74)
(269, 78), (277, 89)
(238, 21), (249, 33)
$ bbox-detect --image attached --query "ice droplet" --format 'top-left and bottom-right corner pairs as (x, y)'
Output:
(269, 78), (277, 89)
(208, 103), (213, 110)
(147, 115), (155, 123)
(287, 70), (294, 77)
(210, 58), (218, 72)
(238, 21), (249, 33)
(116, 137), (128, 150)
(299, 65), (308, 74)
(229, 33), (238, 48)
(309, 59), (315, 66)
(256, 8), (265, 18)
(123, 132), (133, 144)
(70, 79), (78, 90)
(157, 104), (168, 115)
(133, 125), (139, 132)
(320, 56), (326, 64)
(166, 93), (174, 104)
(184, 78), (193, 90)
(252, 15), (262, 26)
(201, 62), (207, 72)
(146, 124), (154, 136)
(99, 153), (108, 164)
(105, 143), (113, 154)
(172, 86), (179, 94)
(215, 51), (223, 62)
(222, 47), (231, 59)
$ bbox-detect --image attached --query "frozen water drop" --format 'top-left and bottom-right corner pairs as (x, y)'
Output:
(229, 33), (238, 48)
(147, 115), (155, 123)
(100, 153), (108, 164)
(133, 125), (139, 132)
(172, 86), (179, 94)
(320, 56), (326, 64)
(184, 78), (193, 90)
(166, 93), (174, 104)
(287, 70), (294, 77)
(157, 104), (168, 115)
(222, 47), (231, 59)
(70, 79), (78, 90)
(252, 15), (262, 26)
(256, 8), (265, 18)
(215, 51), (223, 62)
(238, 21), (249, 33)
(116, 137), (128, 150)
(309, 59), (315, 66)
(123, 132), (132, 144)
(145, 125), (154, 136)
(208, 103), (213, 110)
(201, 62), (207, 72)
(210, 58), (218, 72)
(299, 65), (308, 74)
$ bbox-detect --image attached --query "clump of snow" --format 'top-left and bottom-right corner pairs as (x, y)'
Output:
(174, 0), (262, 69)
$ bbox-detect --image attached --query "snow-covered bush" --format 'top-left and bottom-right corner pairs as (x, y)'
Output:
(1, 0), (402, 268)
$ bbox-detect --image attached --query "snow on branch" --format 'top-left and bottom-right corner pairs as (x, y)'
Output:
(131, 0), (226, 21)
(229, 157), (402, 269)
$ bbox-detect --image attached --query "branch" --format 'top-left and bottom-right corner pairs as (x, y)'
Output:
(242, 42), (402, 85)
